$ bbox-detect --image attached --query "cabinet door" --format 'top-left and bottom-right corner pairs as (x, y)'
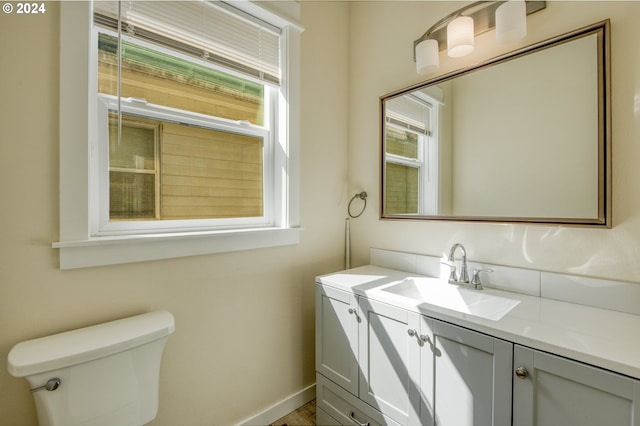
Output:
(315, 284), (360, 395)
(431, 320), (513, 426)
(359, 298), (423, 426)
(513, 345), (640, 426)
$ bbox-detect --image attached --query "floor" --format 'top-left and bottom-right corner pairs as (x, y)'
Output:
(270, 399), (316, 426)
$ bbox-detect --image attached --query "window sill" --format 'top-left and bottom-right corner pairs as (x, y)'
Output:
(53, 227), (302, 269)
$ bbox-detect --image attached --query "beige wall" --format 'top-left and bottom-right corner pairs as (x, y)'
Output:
(348, 1), (640, 282)
(0, 2), (349, 425)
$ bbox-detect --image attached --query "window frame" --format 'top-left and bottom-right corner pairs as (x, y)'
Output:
(55, 1), (303, 269)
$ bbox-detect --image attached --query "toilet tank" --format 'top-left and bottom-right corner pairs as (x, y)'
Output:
(7, 311), (175, 426)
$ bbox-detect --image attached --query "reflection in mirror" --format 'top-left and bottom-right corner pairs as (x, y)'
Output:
(381, 21), (610, 226)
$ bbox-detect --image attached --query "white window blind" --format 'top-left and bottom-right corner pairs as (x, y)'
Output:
(385, 95), (432, 135)
(93, 0), (281, 85)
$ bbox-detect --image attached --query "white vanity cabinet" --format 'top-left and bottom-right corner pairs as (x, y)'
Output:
(512, 345), (640, 426)
(316, 265), (640, 426)
(316, 282), (514, 426)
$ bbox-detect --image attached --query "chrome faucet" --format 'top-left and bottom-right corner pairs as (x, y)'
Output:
(446, 243), (469, 284)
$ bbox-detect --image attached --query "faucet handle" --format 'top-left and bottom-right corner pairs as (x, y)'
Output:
(470, 268), (493, 290)
(440, 260), (458, 282)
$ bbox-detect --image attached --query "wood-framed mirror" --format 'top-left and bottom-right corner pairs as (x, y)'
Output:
(380, 20), (611, 227)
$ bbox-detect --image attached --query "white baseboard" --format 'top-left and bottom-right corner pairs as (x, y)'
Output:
(236, 383), (316, 426)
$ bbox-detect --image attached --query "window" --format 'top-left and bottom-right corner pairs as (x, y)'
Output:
(55, 1), (303, 268)
(94, 2), (277, 234)
(384, 93), (440, 216)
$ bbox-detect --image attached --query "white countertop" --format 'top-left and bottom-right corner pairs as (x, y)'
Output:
(317, 265), (640, 380)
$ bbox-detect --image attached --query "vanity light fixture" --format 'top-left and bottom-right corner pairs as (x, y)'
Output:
(414, 0), (546, 75)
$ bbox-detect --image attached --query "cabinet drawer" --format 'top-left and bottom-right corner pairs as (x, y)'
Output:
(317, 406), (341, 426)
(317, 373), (402, 426)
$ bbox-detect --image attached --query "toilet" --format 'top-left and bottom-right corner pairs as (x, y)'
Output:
(7, 310), (175, 426)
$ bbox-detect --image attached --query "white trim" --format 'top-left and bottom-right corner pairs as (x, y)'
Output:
(425, 103), (440, 215)
(235, 383), (315, 426)
(55, 227), (301, 270)
(60, 1), (92, 242)
(287, 24), (302, 228)
(225, 0), (304, 33)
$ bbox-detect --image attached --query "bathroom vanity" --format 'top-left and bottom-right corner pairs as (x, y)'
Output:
(315, 259), (640, 426)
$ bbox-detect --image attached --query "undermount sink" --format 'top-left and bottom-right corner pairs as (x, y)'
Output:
(381, 277), (520, 321)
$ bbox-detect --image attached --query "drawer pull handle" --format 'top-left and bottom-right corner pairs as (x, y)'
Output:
(349, 411), (370, 426)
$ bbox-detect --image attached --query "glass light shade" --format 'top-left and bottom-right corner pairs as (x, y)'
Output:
(496, 0), (527, 44)
(415, 39), (440, 74)
(447, 16), (474, 58)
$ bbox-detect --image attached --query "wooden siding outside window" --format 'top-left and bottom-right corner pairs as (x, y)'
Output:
(161, 123), (263, 220)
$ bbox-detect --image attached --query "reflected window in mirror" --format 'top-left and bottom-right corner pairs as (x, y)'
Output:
(384, 92), (441, 215)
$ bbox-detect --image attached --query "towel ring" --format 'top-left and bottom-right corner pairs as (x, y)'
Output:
(348, 192), (368, 218)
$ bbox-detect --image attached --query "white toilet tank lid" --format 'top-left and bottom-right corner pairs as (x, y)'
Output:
(7, 311), (175, 377)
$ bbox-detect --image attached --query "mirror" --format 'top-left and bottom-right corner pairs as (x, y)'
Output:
(381, 21), (610, 226)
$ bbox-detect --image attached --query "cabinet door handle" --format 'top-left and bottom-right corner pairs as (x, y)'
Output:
(349, 411), (371, 426)
(515, 366), (529, 379)
(408, 328), (430, 346)
(348, 307), (361, 322)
